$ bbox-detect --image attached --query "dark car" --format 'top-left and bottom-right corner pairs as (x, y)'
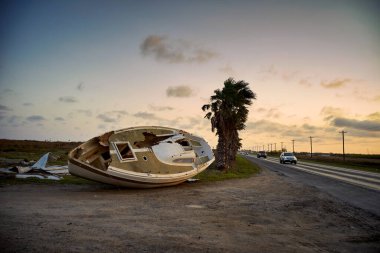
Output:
(257, 151), (267, 158)
(280, 152), (297, 164)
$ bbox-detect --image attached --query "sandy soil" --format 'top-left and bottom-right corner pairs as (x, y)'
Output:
(1, 169), (379, 253)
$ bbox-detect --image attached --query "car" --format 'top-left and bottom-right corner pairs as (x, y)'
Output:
(257, 151), (267, 158)
(280, 152), (297, 164)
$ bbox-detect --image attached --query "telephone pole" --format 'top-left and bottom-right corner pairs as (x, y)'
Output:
(274, 143), (277, 152)
(291, 139), (295, 153)
(309, 136), (313, 158)
(339, 131), (347, 161)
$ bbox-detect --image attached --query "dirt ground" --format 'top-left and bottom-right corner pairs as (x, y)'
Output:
(1, 168), (379, 253)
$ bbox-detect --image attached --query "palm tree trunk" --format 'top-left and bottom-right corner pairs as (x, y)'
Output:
(216, 134), (227, 171)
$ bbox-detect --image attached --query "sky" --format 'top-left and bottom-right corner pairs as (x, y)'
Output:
(1, 0), (379, 154)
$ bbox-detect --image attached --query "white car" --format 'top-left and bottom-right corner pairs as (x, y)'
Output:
(280, 152), (297, 164)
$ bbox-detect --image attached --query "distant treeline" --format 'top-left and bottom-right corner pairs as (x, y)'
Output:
(0, 139), (83, 165)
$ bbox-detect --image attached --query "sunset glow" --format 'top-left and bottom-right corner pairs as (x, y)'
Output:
(1, 0), (379, 154)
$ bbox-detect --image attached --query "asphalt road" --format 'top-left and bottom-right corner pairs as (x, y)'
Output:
(244, 155), (380, 217)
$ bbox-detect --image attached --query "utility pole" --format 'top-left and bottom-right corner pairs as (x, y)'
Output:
(270, 143), (272, 152)
(339, 131), (347, 161)
(268, 144), (270, 152)
(292, 140), (295, 153)
(309, 136), (313, 158)
(274, 143), (277, 152)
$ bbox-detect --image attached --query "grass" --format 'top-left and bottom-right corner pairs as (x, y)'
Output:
(194, 155), (261, 182)
(0, 139), (262, 186)
(1, 157), (261, 186)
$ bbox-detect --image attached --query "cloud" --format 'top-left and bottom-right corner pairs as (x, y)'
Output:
(302, 124), (318, 132)
(332, 117), (380, 131)
(320, 106), (345, 121)
(149, 105), (174, 111)
(7, 115), (22, 124)
(133, 112), (157, 119)
(255, 107), (267, 113)
(373, 95), (380, 102)
(59, 96), (78, 103)
(1, 115), (25, 127)
(140, 35), (217, 64)
(111, 110), (128, 115)
(320, 78), (351, 89)
(259, 65), (278, 76)
(97, 114), (117, 123)
(98, 124), (106, 130)
(55, 117), (65, 121)
(247, 120), (292, 134)
(97, 111), (128, 123)
(0, 89), (14, 99)
(77, 82), (85, 91)
(299, 79), (312, 87)
(0, 104), (12, 111)
(265, 108), (280, 118)
(166, 85), (195, 98)
(23, 102), (33, 106)
(254, 107), (281, 118)
(246, 119), (330, 139)
(259, 65), (299, 82)
(219, 64), (235, 74)
(26, 115), (45, 122)
(177, 117), (202, 129)
(77, 109), (92, 117)
(367, 112), (380, 121)
(3, 88), (13, 93)
(281, 71), (298, 82)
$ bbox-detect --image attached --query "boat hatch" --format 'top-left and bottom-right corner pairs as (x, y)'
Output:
(113, 142), (137, 162)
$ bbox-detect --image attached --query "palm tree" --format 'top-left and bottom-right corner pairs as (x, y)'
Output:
(202, 78), (256, 171)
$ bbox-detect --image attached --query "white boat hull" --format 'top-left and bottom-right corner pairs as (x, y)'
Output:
(68, 126), (215, 188)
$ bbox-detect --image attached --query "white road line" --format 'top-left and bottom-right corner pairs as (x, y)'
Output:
(250, 156), (380, 191)
(299, 161), (380, 178)
(264, 156), (380, 178)
(291, 163), (380, 184)
(286, 165), (380, 191)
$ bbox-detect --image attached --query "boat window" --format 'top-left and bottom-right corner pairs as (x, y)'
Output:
(114, 142), (135, 160)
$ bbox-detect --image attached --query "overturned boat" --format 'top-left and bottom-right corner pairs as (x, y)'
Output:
(68, 126), (215, 188)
